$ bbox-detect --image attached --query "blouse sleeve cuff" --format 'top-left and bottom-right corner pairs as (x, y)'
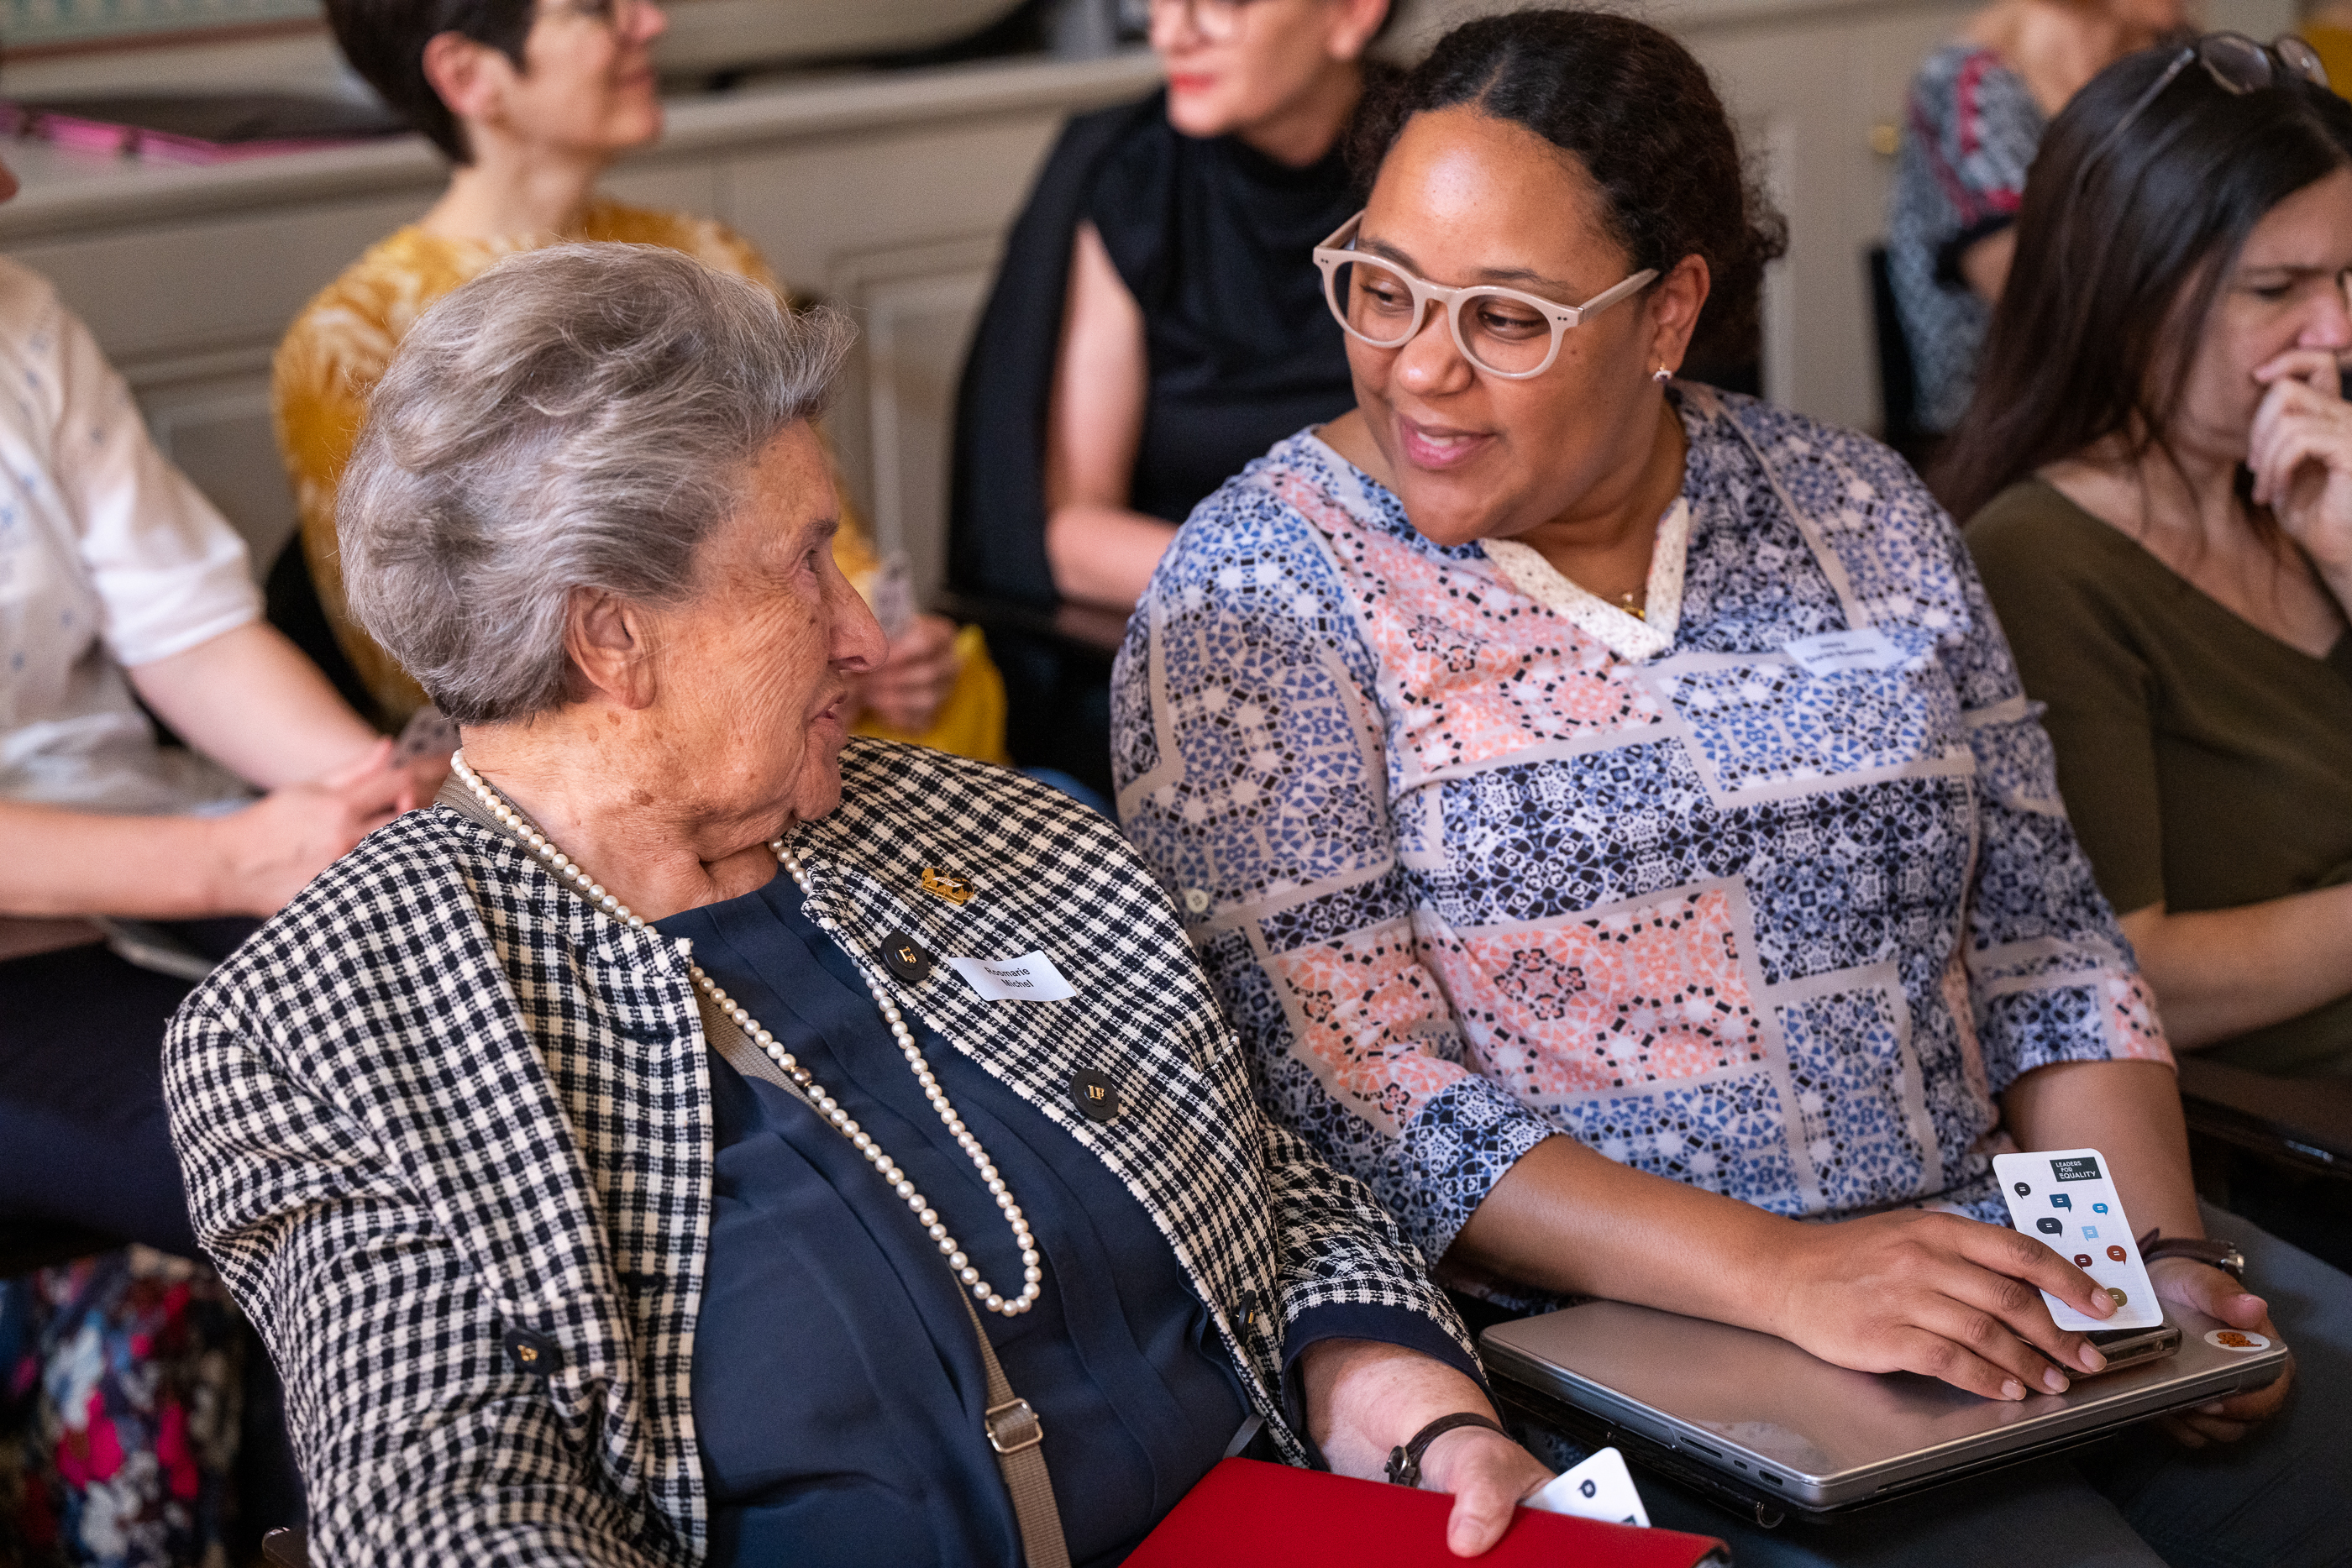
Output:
(1390, 1074), (1561, 1264)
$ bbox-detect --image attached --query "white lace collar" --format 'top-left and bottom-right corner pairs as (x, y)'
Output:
(1480, 496), (1691, 662)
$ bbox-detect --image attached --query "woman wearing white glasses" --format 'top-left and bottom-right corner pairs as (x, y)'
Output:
(1117, 11), (2351, 1560)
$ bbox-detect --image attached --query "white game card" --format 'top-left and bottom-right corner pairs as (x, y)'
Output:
(1992, 1148), (2163, 1332)
(1526, 1445), (1650, 1529)
(864, 551), (916, 642)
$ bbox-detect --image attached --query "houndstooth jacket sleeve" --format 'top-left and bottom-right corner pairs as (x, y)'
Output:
(165, 737), (1469, 1566)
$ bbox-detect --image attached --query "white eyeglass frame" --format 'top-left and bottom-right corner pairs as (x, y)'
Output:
(1311, 212), (1661, 380)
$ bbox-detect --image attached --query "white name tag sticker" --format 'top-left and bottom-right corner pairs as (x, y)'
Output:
(947, 952), (1078, 1003)
(1783, 626), (1906, 677)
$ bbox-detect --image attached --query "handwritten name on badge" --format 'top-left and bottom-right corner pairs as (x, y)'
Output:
(947, 952), (1078, 1003)
(1783, 626), (1906, 677)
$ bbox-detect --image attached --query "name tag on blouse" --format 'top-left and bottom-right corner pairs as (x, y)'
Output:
(1783, 627), (1906, 677)
(947, 952), (1078, 1002)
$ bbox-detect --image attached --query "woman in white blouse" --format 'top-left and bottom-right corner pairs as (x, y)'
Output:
(0, 151), (433, 1568)
(0, 155), (428, 1256)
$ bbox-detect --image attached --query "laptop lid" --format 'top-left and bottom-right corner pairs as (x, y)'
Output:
(1482, 1299), (2286, 1515)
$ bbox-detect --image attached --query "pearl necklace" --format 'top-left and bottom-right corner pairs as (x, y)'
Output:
(449, 750), (1042, 1316)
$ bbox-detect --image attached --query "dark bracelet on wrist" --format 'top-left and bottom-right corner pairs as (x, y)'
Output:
(2137, 1228), (2246, 1281)
(1385, 1412), (1510, 1488)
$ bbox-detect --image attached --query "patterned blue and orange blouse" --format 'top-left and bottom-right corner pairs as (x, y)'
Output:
(1112, 386), (2170, 1306)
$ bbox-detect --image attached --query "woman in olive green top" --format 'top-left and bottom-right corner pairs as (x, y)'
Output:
(1942, 38), (2352, 1075)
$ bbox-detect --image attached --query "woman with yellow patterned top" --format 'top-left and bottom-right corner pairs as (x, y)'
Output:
(276, 0), (1006, 762)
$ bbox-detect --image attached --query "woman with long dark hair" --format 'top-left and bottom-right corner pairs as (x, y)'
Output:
(1944, 37), (2352, 1078)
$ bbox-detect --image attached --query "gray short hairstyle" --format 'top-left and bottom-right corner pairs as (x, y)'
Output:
(339, 243), (855, 725)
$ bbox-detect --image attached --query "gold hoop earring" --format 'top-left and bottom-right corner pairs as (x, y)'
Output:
(1652, 365), (1672, 385)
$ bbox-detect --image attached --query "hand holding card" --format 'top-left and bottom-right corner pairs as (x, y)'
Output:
(1525, 1445), (1650, 1529)
(1992, 1148), (2163, 1332)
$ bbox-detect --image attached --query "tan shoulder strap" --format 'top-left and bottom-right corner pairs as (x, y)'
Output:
(956, 1292), (1070, 1568)
(696, 987), (1073, 1568)
(443, 774), (1069, 1568)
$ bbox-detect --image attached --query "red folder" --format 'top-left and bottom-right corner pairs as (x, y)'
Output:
(1126, 1458), (1730, 1566)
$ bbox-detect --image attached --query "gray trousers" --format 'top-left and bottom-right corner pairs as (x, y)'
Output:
(1541, 1201), (2350, 1568)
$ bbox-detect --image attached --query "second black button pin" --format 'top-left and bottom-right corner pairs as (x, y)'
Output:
(1070, 1067), (1121, 1123)
(880, 932), (933, 984)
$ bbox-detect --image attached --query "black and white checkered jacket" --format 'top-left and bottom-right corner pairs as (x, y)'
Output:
(165, 739), (1468, 1567)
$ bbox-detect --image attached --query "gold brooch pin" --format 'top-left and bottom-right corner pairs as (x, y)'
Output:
(920, 868), (975, 905)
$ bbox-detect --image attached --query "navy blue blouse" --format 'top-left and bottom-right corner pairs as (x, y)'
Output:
(660, 874), (1472, 1566)
(655, 877), (1242, 1565)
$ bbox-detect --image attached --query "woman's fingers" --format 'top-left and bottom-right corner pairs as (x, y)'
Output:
(2254, 422), (2352, 564)
(1893, 1255), (2093, 1396)
(339, 755), (416, 812)
(1956, 1224), (2114, 1346)
(2253, 344), (2345, 395)
(333, 757), (422, 841)
(879, 613), (957, 667)
(868, 618), (957, 684)
(1877, 1321), (2048, 1402)
(1773, 1212), (2115, 1402)
(861, 614), (966, 730)
(215, 780), (391, 914)
(2248, 373), (2352, 540)
(2157, 1413), (2213, 1448)
(2145, 1259), (2294, 1439)
(1296, 1338), (1548, 1558)
(2164, 1403), (2260, 1445)
(2254, 420), (2349, 511)
(2250, 382), (2338, 468)
(2149, 1255), (2268, 1328)
(1929, 1259), (2100, 1387)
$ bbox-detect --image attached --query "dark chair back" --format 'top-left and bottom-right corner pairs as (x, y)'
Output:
(1866, 244), (1938, 472)
(2178, 1057), (2352, 1175)
(2177, 1057), (2352, 1271)
(946, 100), (1160, 799)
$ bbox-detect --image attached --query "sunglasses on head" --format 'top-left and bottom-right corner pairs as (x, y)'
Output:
(2076, 33), (2331, 192)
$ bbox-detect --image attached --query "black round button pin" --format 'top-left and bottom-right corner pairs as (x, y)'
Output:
(1070, 1068), (1121, 1124)
(880, 932), (933, 984)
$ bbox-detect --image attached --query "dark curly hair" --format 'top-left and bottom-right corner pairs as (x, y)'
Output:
(326, 0), (534, 165)
(1350, 8), (1786, 371)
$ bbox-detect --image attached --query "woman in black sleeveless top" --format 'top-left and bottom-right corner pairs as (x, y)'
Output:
(950, 0), (1389, 789)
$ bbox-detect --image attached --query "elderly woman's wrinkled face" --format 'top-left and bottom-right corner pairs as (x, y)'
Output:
(636, 423), (885, 833)
(1345, 106), (1669, 549)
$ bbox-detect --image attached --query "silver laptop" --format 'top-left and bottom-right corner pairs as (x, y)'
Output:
(1482, 1298), (2288, 1522)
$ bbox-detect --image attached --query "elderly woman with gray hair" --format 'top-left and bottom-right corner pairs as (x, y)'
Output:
(161, 244), (1547, 1568)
